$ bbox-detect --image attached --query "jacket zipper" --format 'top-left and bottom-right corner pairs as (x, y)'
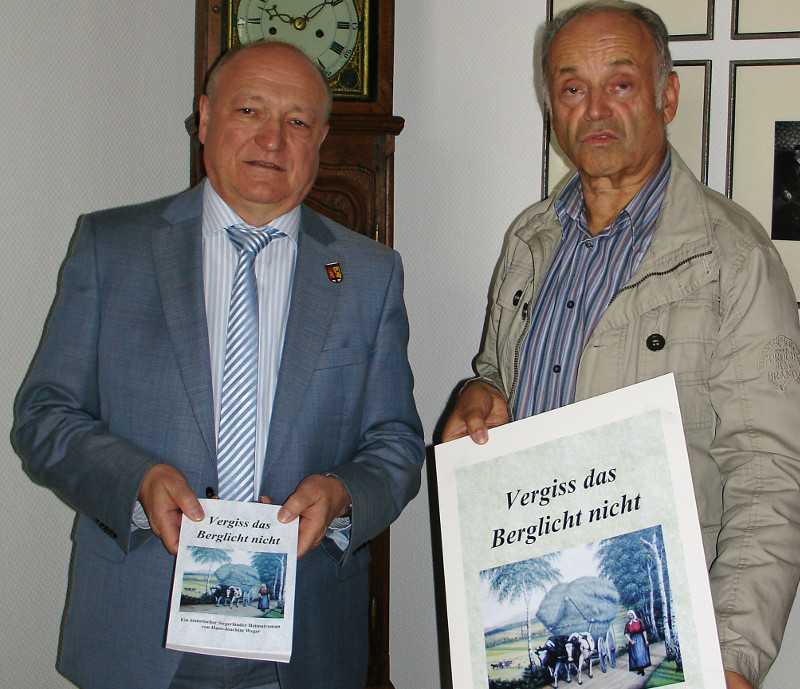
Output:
(507, 249), (712, 415)
(506, 279), (534, 420)
(608, 250), (713, 305)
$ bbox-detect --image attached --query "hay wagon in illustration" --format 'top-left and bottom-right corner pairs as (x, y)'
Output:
(535, 576), (619, 685)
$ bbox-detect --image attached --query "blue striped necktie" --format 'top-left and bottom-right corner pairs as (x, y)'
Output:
(216, 225), (284, 501)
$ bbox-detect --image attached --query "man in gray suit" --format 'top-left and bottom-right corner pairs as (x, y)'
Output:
(12, 41), (424, 689)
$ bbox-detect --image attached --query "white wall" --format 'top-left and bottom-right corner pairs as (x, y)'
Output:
(2, 1), (800, 688)
(0, 3), (195, 687)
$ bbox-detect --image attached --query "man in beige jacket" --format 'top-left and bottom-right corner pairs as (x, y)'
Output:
(442, 3), (800, 688)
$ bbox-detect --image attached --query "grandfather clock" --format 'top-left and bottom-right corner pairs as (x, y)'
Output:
(188, 1), (404, 686)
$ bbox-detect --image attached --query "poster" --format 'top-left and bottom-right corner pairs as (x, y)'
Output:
(435, 375), (725, 689)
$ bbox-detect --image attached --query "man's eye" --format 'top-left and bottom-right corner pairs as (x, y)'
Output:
(290, 119), (308, 127)
(238, 108), (254, 115)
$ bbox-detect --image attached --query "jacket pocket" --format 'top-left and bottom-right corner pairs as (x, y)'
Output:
(315, 344), (366, 370)
(640, 293), (718, 431)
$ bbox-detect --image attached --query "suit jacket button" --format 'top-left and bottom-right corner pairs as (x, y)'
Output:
(646, 333), (666, 351)
(513, 290), (523, 306)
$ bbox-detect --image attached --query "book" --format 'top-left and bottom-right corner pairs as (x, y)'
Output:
(435, 374), (725, 689)
(165, 499), (298, 662)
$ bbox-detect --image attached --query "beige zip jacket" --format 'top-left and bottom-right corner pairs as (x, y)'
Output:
(474, 148), (800, 687)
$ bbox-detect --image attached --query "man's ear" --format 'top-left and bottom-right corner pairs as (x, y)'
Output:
(197, 94), (210, 145)
(661, 71), (680, 126)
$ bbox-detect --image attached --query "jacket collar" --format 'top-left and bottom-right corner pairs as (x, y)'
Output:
(262, 206), (341, 481)
(512, 148), (719, 331)
(152, 185), (216, 462)
(152, 190), (346, 479)
(516, 146), (715, 270)
(644, 144), (715, 268)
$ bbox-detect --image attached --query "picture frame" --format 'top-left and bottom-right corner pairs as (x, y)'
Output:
(541, 61), (711, 199)
(666, 61), (712, 184)
(732, 0), (800, 39)
(548, 0), (714, 40)
(727, 60), (800, 296)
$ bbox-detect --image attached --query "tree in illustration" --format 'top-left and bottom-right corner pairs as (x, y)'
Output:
(187, 546), (232, 594)
(595, 526), (680, 663)
(596, 530), (664, 635)
(251, 552), (287, 605)
(641, 529), (680, 667)
(481, 555), (561, 674)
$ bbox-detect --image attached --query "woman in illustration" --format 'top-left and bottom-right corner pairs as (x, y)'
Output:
(258, 584), (270, 614)
(624, 610), (651, 676)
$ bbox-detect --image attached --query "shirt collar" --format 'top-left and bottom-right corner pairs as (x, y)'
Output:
(555, 150), (671, 239)
(201, 178), (300, 244)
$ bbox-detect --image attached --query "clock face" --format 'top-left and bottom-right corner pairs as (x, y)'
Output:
(231, 0), (368, 98)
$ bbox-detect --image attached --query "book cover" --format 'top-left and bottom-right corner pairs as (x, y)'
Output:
(435, 374), (725, 689)
(165, 499), (298, 662)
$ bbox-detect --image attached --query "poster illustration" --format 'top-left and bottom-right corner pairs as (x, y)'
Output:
(435, 375), (725, 689)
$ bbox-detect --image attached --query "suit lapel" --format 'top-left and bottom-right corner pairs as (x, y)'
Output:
(263, 207), (340, 478)
(151, 188), (217, 462)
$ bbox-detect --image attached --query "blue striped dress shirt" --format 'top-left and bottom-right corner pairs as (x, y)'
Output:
(513, 151), (671, 419)
(202, 180), (299, 496)
(131, 182), (298, 529)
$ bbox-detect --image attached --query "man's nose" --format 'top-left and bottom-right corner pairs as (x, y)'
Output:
(584, 89), (612, 120)
(255, 119), (284, 150)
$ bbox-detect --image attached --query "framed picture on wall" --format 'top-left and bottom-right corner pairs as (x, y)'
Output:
(541, 60), (711, 198)
(548, 0), (714, 39)
(732, 0), (800, 39)
(666, 61), (711, 184)
(728, 60), (800, 295)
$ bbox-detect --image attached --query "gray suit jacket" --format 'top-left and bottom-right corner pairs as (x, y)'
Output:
(12, 184), (424, 689)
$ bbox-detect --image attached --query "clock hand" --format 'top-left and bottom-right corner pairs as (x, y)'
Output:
(265, 4), (294, 24)
(267, 3), (313, 31)
(264, 1), (325, 32)
(304, 0), (342, 22)
(265, 0), (343, 33)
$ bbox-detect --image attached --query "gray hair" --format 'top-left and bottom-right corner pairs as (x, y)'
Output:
(540, 0), (673, 109)
(204, 41), (333, 122)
